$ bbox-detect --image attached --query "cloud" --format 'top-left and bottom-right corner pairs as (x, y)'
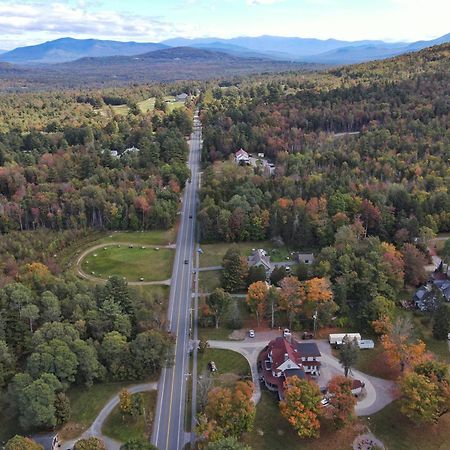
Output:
(0, 1), (189, 42)
(246, 0), (283, 5)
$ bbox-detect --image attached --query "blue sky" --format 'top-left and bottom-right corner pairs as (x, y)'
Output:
(0, 0), (448, 50)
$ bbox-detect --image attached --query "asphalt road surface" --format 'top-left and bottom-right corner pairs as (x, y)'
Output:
(152, 111), (201, 450)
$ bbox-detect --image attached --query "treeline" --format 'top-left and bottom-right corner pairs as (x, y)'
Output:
(199, 44), (450, 245)
(0, 107), (194, 233)
(0, 274), (172, 431)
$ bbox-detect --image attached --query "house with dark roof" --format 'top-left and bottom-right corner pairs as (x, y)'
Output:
(413, 276), (450, 311)
(248, 248), (273, 275)
(258, 336), (321, 399)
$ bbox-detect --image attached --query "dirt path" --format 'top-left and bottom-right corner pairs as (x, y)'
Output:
(61, 382), (157, 450)
(75, 242), (172, 286)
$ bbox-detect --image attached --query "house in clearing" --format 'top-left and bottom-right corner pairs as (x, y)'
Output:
(176, 92), (189, 101)
(248, 248), (273, 275)
(235, 148), (250, 165)
(258, 336), (321, 399)
(296, 252), (315, 265)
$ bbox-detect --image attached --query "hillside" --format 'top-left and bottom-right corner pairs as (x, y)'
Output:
(0, 47), (313, 91)
(0, 37), (168, 64)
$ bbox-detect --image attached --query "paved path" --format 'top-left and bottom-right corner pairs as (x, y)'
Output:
(197, 265), (223, 272)
(75, 242), (172, 285)
(61, 382), (157, 450)
(208, 333), (397, 415)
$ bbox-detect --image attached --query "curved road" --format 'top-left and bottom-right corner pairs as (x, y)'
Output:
(208, 334), (397, 416)
(75, 242), (173, 286)
(61, 382), (157, 450)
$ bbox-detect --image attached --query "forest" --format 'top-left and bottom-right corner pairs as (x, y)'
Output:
(199, 44), (449, 246)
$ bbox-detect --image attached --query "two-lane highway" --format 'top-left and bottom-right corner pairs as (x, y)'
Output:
(152, 111), (201, 450)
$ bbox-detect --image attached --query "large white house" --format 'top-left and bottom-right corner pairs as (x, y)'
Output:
(235, 148), (250, 164)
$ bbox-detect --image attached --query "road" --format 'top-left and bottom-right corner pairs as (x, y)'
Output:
(152, 111), (201, 450)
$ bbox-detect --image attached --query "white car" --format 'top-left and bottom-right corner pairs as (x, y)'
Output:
(249, 329), (255, 338)
(283, 328), (291, 338)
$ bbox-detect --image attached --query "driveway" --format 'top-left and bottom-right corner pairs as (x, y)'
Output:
(60, 382), (157, 450)
(208, 332), (397, 416)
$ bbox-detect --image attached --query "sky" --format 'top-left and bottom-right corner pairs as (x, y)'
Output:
(0, 0), (449, 50)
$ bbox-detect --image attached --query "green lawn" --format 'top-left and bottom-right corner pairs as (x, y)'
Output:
(110, 104), (130, 116)
(108, 97), (155, 116)
(81, 246), (174, 282)
(102, 391), (157, 442)
(198, 326), (234, 341)
(244, 391), (359, 450)
(62, 382), (134, 439)
(164, 96), (186, 112)
(366, 400), (450, 450)
(197, 348), (250, 380)
(97, 229), (177, 246)
(199, 241), (293, 268)
(199, 270), (222, 293)
(138, 97), (156, 113)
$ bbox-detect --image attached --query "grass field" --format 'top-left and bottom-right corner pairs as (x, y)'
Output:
(366, 401), (450, 450)
(197, 348), (250, 380)
(244, 391), (359, 450)
(109, 97), (155, 116)
(199, 241), (292, 268)
(97, 229), (177, 246)
(102, 391), (157, 443)
(164, 96), (186, 112)
(198, 270), (222, 292)
(61, 382), (134, 439)
(81, 246), (174, 281)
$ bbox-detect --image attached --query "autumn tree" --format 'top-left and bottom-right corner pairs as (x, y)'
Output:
(381, 316), (428, 372)
(246, 281), (268, 326)
(338, 335), (359, 377)
(74, 438), (106, 450)
(207, 288), (232, 328)
(402, 244), (427, 286)
(280, 376), (322, 438)
(200, 380), (255, 442)
(205, 437), (252, 450)
(279, 276), (304, 328)
(119, 389), (133, 417)
(5, 436), (43, 450)
(221, 247), (248, 292)
(326, 375), (356, 428)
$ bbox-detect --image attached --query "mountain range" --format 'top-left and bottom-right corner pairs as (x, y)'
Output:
(1, 33), (449, 65)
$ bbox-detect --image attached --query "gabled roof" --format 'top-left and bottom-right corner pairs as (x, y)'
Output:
(235, 148), (249, 159)
(296, 342), (321, 358)
(248, 249), (271, 270)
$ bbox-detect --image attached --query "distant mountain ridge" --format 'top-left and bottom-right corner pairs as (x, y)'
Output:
(0, 37), (168, 64)
(162, 34), (450, 64)
(0, 33), (449, 66)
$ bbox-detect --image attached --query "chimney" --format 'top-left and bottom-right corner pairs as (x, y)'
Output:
(284, 353), (289, 361)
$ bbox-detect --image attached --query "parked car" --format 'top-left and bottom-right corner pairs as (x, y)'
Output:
(249, 329), (255, 338)
(283, 328), (291, 338)
(302, 331), (314, 340)
(320, 397), (330, 407)
(208, 361), (217, 372)
(184, 259), (189, 264)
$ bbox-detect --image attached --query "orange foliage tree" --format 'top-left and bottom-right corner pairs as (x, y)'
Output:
(326, 375), (357, 428)
(246, 281), (268, 326)
(279, 376), (322, 439)
(380, 316), (429, 372)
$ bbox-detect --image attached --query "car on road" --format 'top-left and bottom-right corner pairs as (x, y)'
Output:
(249, 329), (255, 338)
(184, 259), (189, 264)
(283, 328), (291, 338)
(208, 361), (217, 372)
(189, 214), (193, 219)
